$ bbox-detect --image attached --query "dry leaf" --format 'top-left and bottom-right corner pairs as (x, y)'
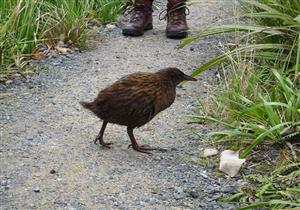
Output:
(55, 46), (70, 54)
(202, 148), (218, 157)
(32, 44), (50, 60)
(219, 150), (246, 177)
(31, 51), (46, 60)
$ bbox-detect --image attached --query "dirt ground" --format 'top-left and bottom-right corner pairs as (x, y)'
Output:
(0, 1), (239, 209)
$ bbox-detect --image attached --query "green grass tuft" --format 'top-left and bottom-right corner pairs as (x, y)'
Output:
(0, 0), (130, 80)
(185, 0), (300, 209)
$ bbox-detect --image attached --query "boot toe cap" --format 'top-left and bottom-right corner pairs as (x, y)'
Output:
(166, 30), (188, 38)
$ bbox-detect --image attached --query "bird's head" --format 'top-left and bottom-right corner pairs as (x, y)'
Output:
(157, 67), (197, 86)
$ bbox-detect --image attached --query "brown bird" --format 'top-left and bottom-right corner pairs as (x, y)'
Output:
(80, 67), (197, 154)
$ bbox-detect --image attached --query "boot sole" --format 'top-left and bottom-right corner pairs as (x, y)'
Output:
(166, 31), (188, 39)
(122, 24), (153, 36)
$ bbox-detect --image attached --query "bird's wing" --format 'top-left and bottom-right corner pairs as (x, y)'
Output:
(96, 73), (161, 126)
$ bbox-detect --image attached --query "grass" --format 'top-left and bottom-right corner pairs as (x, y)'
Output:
(183, 0), (300, 209)
(191, 61), (300, 158)
(90, 0), (127, 24)
(181, 0), (300, 76)
(184, 0), (300, 159)
(0, 0), (130, 81)
(225, 150), (300, 210)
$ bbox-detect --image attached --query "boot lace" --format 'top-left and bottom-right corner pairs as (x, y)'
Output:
(125, 5), (152, 23)
(159, 2), (189, 24)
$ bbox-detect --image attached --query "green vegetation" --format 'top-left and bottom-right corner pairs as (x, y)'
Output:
(224, 151), (300, 209)
(183, 0), (300, 209)
(0, 0), (129, 80)
(91, 0), (127, 23)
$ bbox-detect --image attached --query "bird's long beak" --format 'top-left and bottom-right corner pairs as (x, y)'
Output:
(183, 74), (197, 81)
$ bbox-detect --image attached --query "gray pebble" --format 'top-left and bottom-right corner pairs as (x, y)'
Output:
(33, 187), (40, 193)
(174, 187), (185, 200)
(189, 191), (199, 198)
(221, 185), (238, 193)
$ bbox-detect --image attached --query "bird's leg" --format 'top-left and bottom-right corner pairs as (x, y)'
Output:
(127, 127), (152, 154)
(94, 121), (112, 148)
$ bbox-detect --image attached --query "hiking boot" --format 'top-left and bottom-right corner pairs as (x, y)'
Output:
(166, 0), (189, 39)
(122, 0), (153, 36)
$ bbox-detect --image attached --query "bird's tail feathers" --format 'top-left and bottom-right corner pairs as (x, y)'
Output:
(80, 101), (94, 110)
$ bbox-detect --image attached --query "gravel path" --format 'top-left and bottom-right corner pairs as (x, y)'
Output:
(1, 1), (238, 209)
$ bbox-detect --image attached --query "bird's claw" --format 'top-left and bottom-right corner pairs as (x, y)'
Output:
(127, 144), (159, 154)
(133, 147), (153, 154)
(100, 142), (113, 149)
(94, 138), (113, 149)
(128, 144), (156, 151)
(140, 145), (168, 152)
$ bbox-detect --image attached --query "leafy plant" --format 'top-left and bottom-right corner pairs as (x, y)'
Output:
(191, 66), (300, 158)
(225, 159), (300, 209)
(186, 1), (300, 209)
(92, 0), (127, 24)
(0, 0), (128, 80)
(181, 0), (300, 76)
(41, 0), (93, 47)
(186, 0), (300, 155)
(0, 0), (45, 77)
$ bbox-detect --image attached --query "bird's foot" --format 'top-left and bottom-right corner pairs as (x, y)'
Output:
(94, 138), (113, 149)
(128, 144), (153, 154)
(128, 144), (164, 154)
(139, 144), (158, 151)
(100, 142), (113, 149)
(133, 146), (153, 154)
(128, 144), (157, 151)
(128, 144), (167, 151)
(94, 138), (99, 144)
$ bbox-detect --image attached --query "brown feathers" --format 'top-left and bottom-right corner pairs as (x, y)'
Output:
(80, 67), (196, 154)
